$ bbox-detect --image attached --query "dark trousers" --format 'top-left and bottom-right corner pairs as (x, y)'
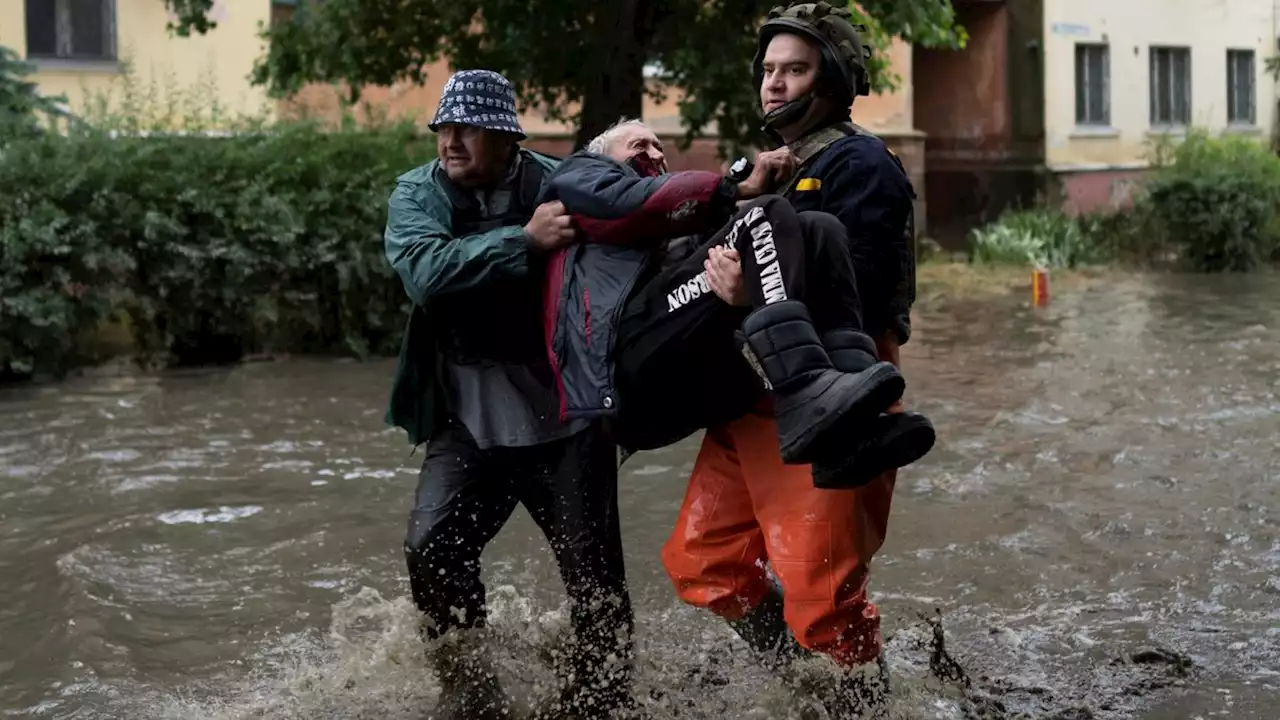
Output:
(612, 195), (865, 450)
(404, 420), (633, 691)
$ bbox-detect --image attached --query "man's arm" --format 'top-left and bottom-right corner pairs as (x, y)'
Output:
(817, 139), (917, 345)
(383, 181), (530, 307)
(549, 156), (737, 247)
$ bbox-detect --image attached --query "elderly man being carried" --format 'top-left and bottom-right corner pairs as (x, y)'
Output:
(537, 118), (935, 488)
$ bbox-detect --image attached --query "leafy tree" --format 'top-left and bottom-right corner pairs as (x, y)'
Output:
(0, 45), (68, 143)
(163, 0), (966, 153)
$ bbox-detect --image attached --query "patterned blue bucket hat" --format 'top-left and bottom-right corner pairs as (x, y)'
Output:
(429, 69), (526, 139)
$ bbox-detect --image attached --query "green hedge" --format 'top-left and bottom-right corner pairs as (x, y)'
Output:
(968, 129), (1280, 272)
(0, 122), (436, 379)
(968, 205), (1170, 271)
(1145, 129), (1280, 272)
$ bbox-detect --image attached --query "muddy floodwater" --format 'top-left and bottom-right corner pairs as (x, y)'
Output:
(2, 273), (1278, 719)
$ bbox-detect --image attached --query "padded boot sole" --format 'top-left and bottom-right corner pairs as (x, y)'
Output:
(777, 361), (905, 465)
(811, 412), (937, 489)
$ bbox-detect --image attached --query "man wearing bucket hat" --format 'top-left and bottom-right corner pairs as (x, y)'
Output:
(383, 69), (634, 719)
(659, 3), (932, 717)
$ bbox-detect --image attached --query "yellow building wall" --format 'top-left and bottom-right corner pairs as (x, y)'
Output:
(0, 0), (272, 125)
(1043, 0), (1277, 169)
(0, 2), (23, 56)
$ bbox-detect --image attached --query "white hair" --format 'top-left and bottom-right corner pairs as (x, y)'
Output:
(586, 117), (647, 155)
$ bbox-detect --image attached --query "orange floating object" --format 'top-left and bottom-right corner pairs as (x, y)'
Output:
(1032, 267), (1050, 306)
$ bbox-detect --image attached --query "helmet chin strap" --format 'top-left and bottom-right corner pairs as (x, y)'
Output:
(762, 93), (816, 136)
(761, 92), (846, 146)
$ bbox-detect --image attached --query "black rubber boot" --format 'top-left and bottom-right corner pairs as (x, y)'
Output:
(428, 632), (516, 720)
(810, 329), (937, 489)
(728, 587), (892, 720)
(803, 655), (892, 720)
(737, 301), (905, 464)
(528, 636), (635, 720)
(726, 587), (809, 671)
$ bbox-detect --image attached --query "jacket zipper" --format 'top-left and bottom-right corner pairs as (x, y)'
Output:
(604, 262), (644, 408)
(582, 286), (591, 347)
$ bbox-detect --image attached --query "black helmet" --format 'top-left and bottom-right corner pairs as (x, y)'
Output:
(753, 2), (872, 104)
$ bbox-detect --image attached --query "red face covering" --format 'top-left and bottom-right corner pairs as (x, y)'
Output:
(626, 152), (666, 178)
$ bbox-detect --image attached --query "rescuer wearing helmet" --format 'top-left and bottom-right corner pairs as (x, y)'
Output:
(659, 3), (932, 716)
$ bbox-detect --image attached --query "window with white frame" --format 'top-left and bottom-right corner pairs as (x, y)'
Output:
(25, 0), (117, 61)
(1074, 43), (1110, 126)
(1149, 46), (1191, 127)
(1227, 49), (1256, 125)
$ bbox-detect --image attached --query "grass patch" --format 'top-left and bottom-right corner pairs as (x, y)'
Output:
(916, 260), (1125, 306)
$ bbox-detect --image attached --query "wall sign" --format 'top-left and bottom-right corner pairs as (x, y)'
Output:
(1051, 22), (1091, 37)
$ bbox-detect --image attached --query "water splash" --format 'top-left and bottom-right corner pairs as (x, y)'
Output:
(144, 588), (1010, 720)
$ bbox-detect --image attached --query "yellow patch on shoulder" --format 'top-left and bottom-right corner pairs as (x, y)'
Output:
(795, 177), (822, 191)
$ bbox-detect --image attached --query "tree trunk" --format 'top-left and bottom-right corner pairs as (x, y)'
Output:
(573, 0), (658, 150)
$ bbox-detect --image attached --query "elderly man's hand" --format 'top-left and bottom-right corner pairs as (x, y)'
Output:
(705, 246), (750, 307)
(736, 148), (798, 199)
(524, 200), (577, 251)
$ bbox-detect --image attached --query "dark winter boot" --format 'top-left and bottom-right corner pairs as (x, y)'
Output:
(726, 587), (808, 671)
(737, 301), (905, 464)
(428, 631), (516, 720)
(809, 328), (937, 489)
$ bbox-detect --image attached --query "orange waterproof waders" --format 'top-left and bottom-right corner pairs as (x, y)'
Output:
(661, 336), (902, 666)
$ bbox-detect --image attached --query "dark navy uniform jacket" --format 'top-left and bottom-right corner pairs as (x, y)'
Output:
(783, 132), (917, 346)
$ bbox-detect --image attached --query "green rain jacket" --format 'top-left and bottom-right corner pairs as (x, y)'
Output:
(382, 150), (561, 446)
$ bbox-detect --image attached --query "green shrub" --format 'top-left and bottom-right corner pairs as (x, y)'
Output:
(0, 45), (69, 145)
(969, 207), (1100, 269)
(1145, 129), (1280, 272)
(969, 129), (1280, 272)
(1077, 203), (1173, 269)
(0, 121), (435, 378)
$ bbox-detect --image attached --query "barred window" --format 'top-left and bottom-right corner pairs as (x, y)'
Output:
(1074, 43), (1110, 126)
(1149, 46), (1191, 126)
(25, 0), (116, 61)
(1227, 49), (1256, 125)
